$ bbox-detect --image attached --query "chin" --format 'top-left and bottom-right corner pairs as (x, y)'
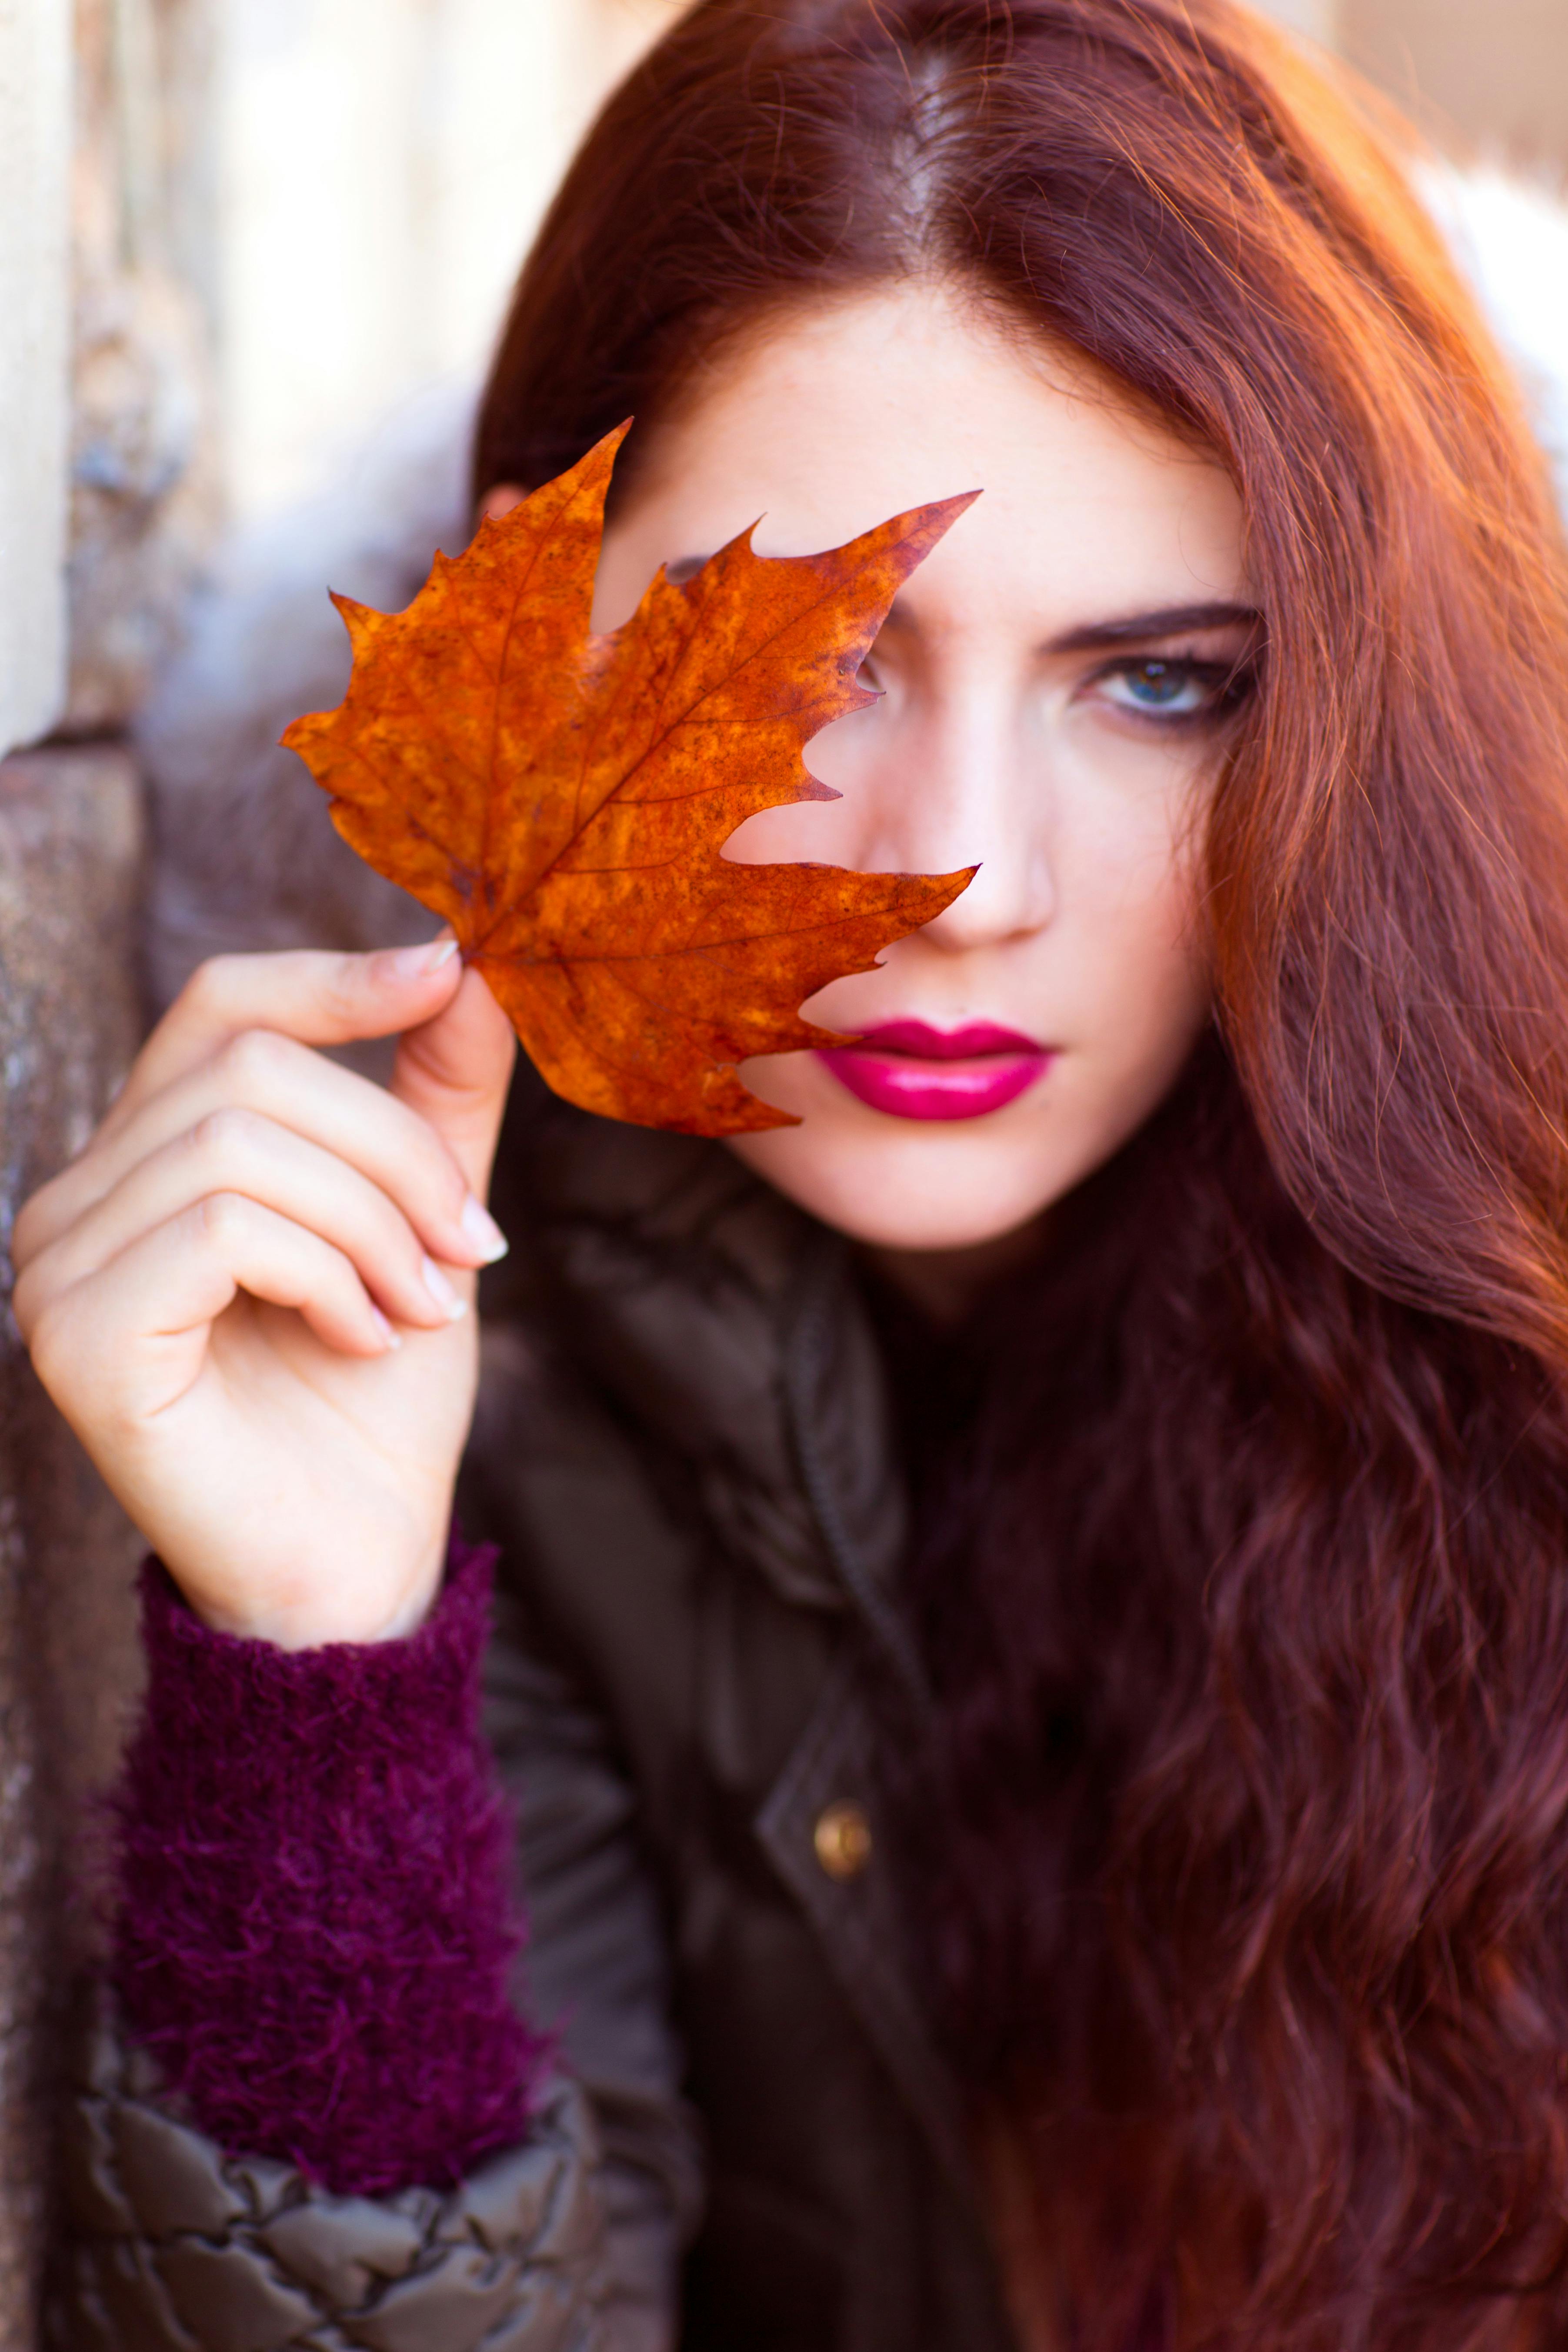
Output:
(727, 1117), (1081, 1254)
(727, 1043), (1192, 1255)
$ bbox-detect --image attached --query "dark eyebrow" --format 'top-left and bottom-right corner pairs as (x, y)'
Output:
(1044, 600), (1261, 654)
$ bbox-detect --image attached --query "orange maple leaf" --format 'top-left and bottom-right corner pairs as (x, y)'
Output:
(282, 424), (977, 1134)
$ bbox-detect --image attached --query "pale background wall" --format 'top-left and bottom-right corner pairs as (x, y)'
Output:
(1343, 0), (1568, 172)
(216, 0), (689, 524)
(0, 0), (71, 752)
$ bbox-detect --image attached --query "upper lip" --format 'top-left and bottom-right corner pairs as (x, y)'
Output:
(837, 1020), (1048, 1060)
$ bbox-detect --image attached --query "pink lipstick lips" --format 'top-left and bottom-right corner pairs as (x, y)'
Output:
(817, 1019), (1053, 1121)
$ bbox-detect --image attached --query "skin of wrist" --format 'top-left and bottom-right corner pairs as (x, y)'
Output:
(179, 1548), (448, 1650)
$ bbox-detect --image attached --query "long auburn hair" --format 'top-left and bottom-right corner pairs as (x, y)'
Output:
(475, 3), (1568, 2344)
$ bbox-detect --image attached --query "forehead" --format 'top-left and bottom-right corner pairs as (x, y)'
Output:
(599, 282), (1248, 634)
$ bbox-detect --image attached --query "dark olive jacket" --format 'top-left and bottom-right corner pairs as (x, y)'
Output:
(57, 1081), (1018, 2352)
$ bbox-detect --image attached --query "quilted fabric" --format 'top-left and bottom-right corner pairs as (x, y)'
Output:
(52, 2002), (614, 2352)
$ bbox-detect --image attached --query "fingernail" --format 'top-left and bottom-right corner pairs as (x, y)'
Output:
(371, 1308), (403, 1352)
(460, 1195), (509, 1262)
(421, 1254), (467, 1321)
(387, 934), (459, 982)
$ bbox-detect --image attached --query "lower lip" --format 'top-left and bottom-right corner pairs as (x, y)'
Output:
(816, 1044), (1052, 1121)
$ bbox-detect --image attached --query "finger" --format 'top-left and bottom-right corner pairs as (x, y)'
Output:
(28, 1195), (396, 1431)
(392, 964), (517, 1202)
(107, 938), (466, 1133)
(17, 1023), (507, 1271)
(15, 1108), (470, 1340)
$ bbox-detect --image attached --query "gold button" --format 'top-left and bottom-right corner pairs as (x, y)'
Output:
(814, 1800), (873, 1882)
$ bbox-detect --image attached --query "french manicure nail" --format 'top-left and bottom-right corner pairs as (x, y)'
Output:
(460, 1194), (509, 1262)
(371, 1308), (403, 1352)
(421, 1254), (468, 1321)
(388, 934), (459, 983)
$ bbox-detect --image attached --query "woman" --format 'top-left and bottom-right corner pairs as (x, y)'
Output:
(20, 1), (1568, 2346)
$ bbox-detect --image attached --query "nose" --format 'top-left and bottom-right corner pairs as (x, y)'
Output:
(849, 688), (1055, 953)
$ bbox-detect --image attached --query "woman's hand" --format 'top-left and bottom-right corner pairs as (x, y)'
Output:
(12, 941), (517, 1648)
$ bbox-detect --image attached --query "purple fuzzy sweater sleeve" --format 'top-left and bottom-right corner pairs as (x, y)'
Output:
(111, 1536), (549, 2196)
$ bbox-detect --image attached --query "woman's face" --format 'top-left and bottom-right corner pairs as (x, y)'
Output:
(558, 286), (1251, 1278)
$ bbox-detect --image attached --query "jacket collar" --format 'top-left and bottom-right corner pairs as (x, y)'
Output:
(512, 1090), (921, 1701)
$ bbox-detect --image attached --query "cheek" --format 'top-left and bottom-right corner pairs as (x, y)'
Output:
(1049, 731), (1209, 1001)
(1064, 809), (1212, 1121)
(1060, 919), (1210, 1185)
(1087, 836), (1208, 1039)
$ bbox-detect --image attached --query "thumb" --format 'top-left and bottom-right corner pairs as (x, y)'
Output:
(391, 961), (517, 1201)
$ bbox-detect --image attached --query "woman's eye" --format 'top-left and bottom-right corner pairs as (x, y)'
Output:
(1094, 657), (1244, 723)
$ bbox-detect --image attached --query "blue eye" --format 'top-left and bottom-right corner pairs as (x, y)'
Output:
(1101, 659), (1210, 716)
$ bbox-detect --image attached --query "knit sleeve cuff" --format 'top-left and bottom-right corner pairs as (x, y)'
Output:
(133, 1531), (499, 1787)
(112, 1531), (549, 2196)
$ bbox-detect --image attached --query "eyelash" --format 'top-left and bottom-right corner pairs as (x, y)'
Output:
(1089, 654), (1257, 727)
(853, 650), (1259, 724)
